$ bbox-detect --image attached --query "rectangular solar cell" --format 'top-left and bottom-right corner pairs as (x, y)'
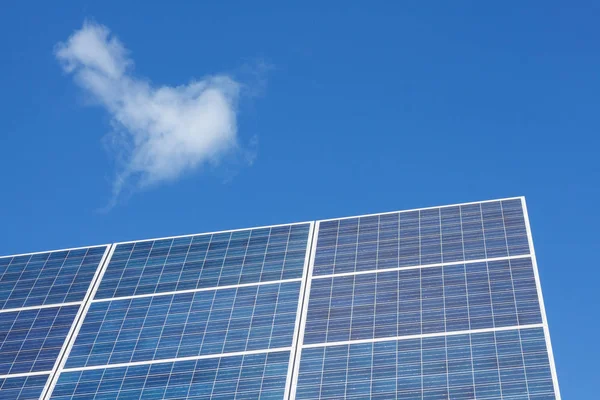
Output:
(0, 246), (107, 310)
(0, 374), (49, 400)
(51, 351), (290, 400)
(94, 224), (310, 299)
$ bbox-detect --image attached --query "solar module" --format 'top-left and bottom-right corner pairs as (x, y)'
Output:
(0, 305), (80, 374)
(51, 350), (290, 400)
(0, 247), (107, 310)
(296, 327), (554, 399)
(303, 258), (542, 345)
(65, 281), (300, 368)
(313, 199), (529, 276)
(95, 224), (309, 299)
(0, 246), (109, 400)
(0, 374), (49, 400)
(0, 197), (560, 399)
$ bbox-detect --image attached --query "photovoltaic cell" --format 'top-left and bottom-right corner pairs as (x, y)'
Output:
(0, 246), (107, 310)
(66, 281), (301, 369)
(0, 305), (79, 374)
(303, 258), (542, 344)
(94, 224), (309, 300)
(52, 351), (290, 400)
(296, 328), (555, 400)
(0, 374), (49, 400)
(313, 199), (529, 276)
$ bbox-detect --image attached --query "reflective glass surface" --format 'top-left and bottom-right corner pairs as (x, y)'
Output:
(304, 258), (542, 344)
(0, 305), (79, 374)
(314, 199), (529, 276)
(66, 281), (300, 368)
(297, 328), (555, 400)
(53, 351), (290, 400)
(0, 374), (49, 400)
(95, 224), (310, 299)
(0, 247), (107, 309)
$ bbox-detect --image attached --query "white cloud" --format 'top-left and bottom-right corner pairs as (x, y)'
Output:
(56, 21), (244, 207)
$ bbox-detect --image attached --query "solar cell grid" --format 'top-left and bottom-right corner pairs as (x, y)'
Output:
(66, 281), (301, 369)
(0, 198), (557, 399)
(313, 200), (529, 276)
(0, 305), (79, 375)
(0, 374), (49, 400)
(303, 258), (542, 345)
(52, 351), (290, 400)
(95, 224), (310, 299)
(296, 327), (555, 400)
(0, 247), (107, 310)
(289, 198), (558, 400)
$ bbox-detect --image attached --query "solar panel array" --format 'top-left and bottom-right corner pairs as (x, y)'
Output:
(0, 198), (560, 399)
(47, 223), (312, 400)
(0, 246), (109, 400)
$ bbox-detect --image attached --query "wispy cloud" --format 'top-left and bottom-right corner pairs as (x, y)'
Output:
(56, 21), (247, 208)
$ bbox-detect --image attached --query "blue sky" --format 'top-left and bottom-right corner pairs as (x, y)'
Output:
(0, 1), (598, 397)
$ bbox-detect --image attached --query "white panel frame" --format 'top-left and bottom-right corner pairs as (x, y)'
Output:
(522, 196), (562, 399)
(287, 221), (320, 400)
(283, 222), (316, 400)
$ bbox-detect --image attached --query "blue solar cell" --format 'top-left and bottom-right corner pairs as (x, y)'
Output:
(0, 305), (79, 374)
(303, 258), (542, 344)
(314, 200), (529, 276)
(0, 374), (49, 400)
(66, 281), (301, 368)
(94, 224), (310, 299)
(0, 246), (107, 310)
(296, 327), (555, 399)
(52, 351), (290, 400)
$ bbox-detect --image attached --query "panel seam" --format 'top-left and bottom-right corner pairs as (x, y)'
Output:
(39, 244), (116, 400)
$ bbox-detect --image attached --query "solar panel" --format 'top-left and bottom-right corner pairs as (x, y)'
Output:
(95, 224), (309, 299)
(289, 199), (559, 399)
(296, 327), (554, 399)
(313, 199), (529, 276)
(303, 258), (542, 345)
(0, 374), (49, 400)
(0, 247), (107, 309)
(0, 306), (80, 374)
(65, 282), (300, 368)
(45, 223), (313, 400)
(0, 246), (109, 400)
(51, 351), (290, 400)
(1, 197), (560, 399)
